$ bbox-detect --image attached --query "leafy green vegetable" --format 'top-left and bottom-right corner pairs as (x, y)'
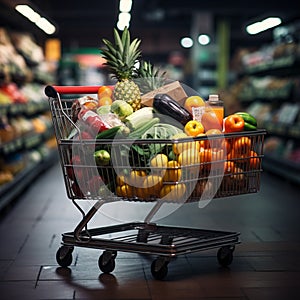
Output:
(130, 123), (183, 166)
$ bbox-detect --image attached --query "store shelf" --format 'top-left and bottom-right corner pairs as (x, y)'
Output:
(263, 154), (300, 184)
(0, 149), (59, 211)
(229, 32), (300, 184)
(244, 55), (299, 76)
(261, 122), (300, 140)
(0, 101), (50, 116)
(0, 127), (54, 155)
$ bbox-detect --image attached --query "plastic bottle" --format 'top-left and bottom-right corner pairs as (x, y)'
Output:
(78, 109), (111, 133)
(206, 94), (224, 129)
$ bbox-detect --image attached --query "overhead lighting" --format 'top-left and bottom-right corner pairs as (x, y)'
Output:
(119, 0), (132, 13)
(246, 17), (282, 35)
(117, 12), (131, 30)
(180, 37), (193, 48)
(117, 0), (133, 30)
(15, 4), (56, 35)
(198, 34), (210, 45)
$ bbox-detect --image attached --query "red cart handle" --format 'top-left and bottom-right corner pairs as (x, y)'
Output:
(45, 85), (113, 98)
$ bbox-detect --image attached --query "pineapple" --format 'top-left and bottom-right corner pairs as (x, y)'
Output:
(137, 60), (166, 94)
(101, 27), (142, 111)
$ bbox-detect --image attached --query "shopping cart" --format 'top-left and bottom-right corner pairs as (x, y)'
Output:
(45, 85), (266, 280)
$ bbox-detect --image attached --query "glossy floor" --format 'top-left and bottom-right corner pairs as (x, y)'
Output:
(0, 163), (299, 300)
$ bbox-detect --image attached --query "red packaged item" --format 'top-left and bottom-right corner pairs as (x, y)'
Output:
(78, 109), (111, 133)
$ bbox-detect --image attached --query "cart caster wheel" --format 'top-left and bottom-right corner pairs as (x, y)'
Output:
(56, 246), (73, 267)
(98, 251), (116, 274)
(217, 246), (234, 267)
(151, 258), (168, 280)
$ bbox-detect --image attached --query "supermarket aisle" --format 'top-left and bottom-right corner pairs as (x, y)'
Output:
(0, 161), (300, 300)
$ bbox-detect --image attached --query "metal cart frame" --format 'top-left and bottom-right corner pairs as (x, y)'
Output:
(45, 85), (265, 280)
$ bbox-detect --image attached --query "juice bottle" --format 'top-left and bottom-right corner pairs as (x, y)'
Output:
(205, 94), (224, 130)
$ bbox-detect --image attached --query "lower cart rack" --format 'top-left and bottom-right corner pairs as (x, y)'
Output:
(57, 222), (240, 279)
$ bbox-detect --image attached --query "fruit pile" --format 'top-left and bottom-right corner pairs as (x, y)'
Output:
(64, 27), (262, 202)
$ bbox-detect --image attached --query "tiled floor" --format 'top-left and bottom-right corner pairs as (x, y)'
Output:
(0, 161), (300, 300)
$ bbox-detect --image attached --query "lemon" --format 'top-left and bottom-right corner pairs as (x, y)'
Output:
(150, 154), (169, 172)
(172, 132), (199, 155)
(163, 160), (182, 182)
(159, 183), (187, 201)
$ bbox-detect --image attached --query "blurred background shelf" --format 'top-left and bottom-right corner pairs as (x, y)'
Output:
(0, 148), (58, 212)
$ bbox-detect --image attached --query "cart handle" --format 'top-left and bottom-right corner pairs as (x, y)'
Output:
(45, 85), (113, 98)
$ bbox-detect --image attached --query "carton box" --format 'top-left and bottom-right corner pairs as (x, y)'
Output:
(141, 81), (187, 107)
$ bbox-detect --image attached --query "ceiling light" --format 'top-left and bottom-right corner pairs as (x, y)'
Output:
(246, 17), (282, 35)
(15, 4), (56, 35)
(119, 0), (132, 13)
(198, 34), (210, 45)
(180, 37), (193, 48)
(36, 17), (56, 35)
(117, 12), (131, 30)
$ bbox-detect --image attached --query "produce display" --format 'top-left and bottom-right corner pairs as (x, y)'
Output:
(51, 27), (263, 203)
(61, 86), (262, 203)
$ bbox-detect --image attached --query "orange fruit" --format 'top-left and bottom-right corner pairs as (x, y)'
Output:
(98, 86), (112, 99)
(224, 161), (235, 174)
(249, 150), (260, 169)
(98, 96), (112, 106)
(232, 137), (252, 156)
(197, 133), (210, 149)
(184, 95), (205, 114)
(199, 148), (212, 164)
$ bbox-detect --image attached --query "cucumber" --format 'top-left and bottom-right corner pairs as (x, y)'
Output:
(235, 112), (257, 126)
(243, 122), (257, 131)
(128, 117), (160, 139)
(96, 126), (122, 139)
(235, 112), (257, 130)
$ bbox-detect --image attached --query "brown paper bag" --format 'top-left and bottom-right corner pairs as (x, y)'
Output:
(141, 81), (187, 107)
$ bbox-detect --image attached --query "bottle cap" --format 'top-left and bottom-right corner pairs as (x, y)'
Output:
(208, 94), (219, 102)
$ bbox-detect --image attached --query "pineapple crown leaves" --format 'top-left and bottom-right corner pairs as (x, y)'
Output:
(100, 27), (141, 81)
(137, 60), (167, 93)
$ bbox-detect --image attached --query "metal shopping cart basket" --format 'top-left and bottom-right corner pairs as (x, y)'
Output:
(45, 85), (266, 280)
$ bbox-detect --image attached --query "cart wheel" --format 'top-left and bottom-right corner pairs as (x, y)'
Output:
(98, 251), (116, 274)
(217, 246), (234, 267)
(151, 258), (168, 280)
(56, 246), (73, 267)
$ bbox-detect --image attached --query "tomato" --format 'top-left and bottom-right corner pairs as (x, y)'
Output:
(224, 114), (245, 133)
(184, 120), (205, 137)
